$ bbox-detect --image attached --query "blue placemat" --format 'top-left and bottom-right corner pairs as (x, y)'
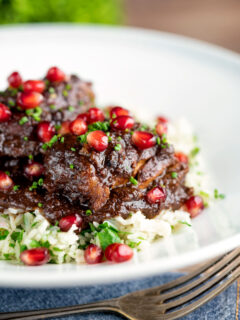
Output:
(0, 273), (239, 319)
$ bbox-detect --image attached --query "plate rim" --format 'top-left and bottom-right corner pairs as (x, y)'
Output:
(0, 23), (239, 287)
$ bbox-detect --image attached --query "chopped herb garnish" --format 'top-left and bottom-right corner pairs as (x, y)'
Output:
(28, 154), (33, 160)
(130, 176), (138, 186)
(68, 105), (75, 111)
(86, 209), (92, 216)
(38, 178), (43, 186)
(88, 121), (110, 132)
(29, 181), (38, 191)
(9, 243), (15, 248)
(60, 137), (65, 143)
(161, 133), (167, 144)
(5, 171), (10, 176)
(65, 84), (71, 91)
(108, 136), (112, 142)
(0, 228), (9, 240)
(11, 230), (23, 242)
(199, 191), (209, 198)
(140, 124), (148, 131)
(114, 144), (122, 151)
(69, 164), (74, 169)
(26, 107), (42, 122)
(23, 136), (28, 141)
(171, 172), (178, 179)
(13, 185), (20, 191)
(156, 137), (161, 145)
(77, 134), (87, 144)
(214, 189), (226, 200)
(190, 147), (200, 158)
(20, 245), (27, 252)
(178, 221), (192, 227)
(71, 147), (76, 152)
(49, 104), (56, 110)
(30, 240), (41, 248)
(62, 90), (68, 97)
(48, 87), (55, 93)
(42, 135), (59, 150)
(19, 116), (28, 125)
(55, 124), (61, 130)
(8, 100), (15, 107)
(117, 136), (122, 141)
(38, 202), (43, 208)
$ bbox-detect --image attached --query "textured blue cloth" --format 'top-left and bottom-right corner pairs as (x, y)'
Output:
(0, 273), (239, 319)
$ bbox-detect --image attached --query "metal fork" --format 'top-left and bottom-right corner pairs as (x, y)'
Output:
(1, 247), (240, 320)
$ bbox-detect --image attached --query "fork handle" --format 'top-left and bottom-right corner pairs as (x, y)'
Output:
(0, 299), (121, 320)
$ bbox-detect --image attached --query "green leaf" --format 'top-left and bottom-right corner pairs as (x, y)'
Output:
(178, 220), (192, 227)
(97, 228), (121, 250)
(30, 240), (41, 248)
(0, 228), (9, 240)
(11, 230), (24, 243)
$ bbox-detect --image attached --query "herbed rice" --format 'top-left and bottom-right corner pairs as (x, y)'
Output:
(0, 118), (216, 264)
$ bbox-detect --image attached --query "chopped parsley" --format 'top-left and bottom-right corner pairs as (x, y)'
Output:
(171, 172), (178, 179)
(60, 137), (65, 143)
(190, 147), (200, 158)
(42, 135), (59, 150)
(69, 164), (74, 169)
(28, 154), (33, 160)
(48, 87), (55, 94)
(214, 189), (225, 200)
(13, 185), (20, 191)
(68, 105), (75, 112)
(5, 171), (10, 176)
(38, 202), (43, 208)
(77, 134), (87, 144)
(88, 121), (110, 132)
(71, 147), (76, 152)
(62, 90), (68, 97)
(130, 176), (138, 186)
(65, 84), (71, 91)
(11, 230), (23, 242)
(161, 133), (167, 144)
(23, 136), (28, 141)
(85, 209), (92, 216)
(55, 124), (61, 131)
(49, 104), (56, 110)
(0, 228), (9, 240)
(8, 99), (15, 107)
(114, 144), (122, 151)
(26, 107), (42, 122)
(178, 221), (192, 227)
(29, 178), (43, 191)
(117, 136), (122, 141)
(156, 136), (161, 145)
(19, 116), (28, 125)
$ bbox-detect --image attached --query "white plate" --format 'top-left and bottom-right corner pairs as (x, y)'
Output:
(0, 24), (240, 288)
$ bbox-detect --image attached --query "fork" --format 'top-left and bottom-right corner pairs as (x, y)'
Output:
(1, 247), (240, 320)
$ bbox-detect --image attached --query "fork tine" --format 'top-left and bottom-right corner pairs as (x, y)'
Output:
(135, 254), (223, 298)
(158, 247), (240, 301)
(162, 266), (240, 320)
(156, 251), (240, 313)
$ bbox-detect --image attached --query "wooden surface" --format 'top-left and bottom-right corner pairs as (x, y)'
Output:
(125, 0), (240, 53)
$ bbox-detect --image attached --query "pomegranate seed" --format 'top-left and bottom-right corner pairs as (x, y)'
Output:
(156, 122), (168, 136)
(37, 121), (55, 142)
(69, 118), (87, 136)
(175, 152), (188, 164)
(17, 91), (43, 110)
(59, 214), (83, 232)
(110, 106), (129, 119)
(24, 162), (44, 177)
(0, 103), (11, 122)
(58, 121), (70, 135)
(185, 196), (204, 218)
(8, 71), (22, 88)
(84, 244), (103, 264)
(46, 66), (65, 82)
(0, 171), (13, 190)
(157, 116), (168, 124)
(132, 131), (156, 149)
(87, 130), (108, 152)
(23, 80), (45, 93)
(146, 187), (166, 204)
(88, 107), (105, 124)
(105, 243), (133, 263)
(77, 113), (89, 123)
(110, 115), (134, 130)
(20, 248), (50, 266)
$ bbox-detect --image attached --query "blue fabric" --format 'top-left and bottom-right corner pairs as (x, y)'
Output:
(0, 273), (239, 319)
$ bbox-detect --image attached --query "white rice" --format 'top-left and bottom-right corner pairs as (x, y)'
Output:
(0, 117), (211, 264)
